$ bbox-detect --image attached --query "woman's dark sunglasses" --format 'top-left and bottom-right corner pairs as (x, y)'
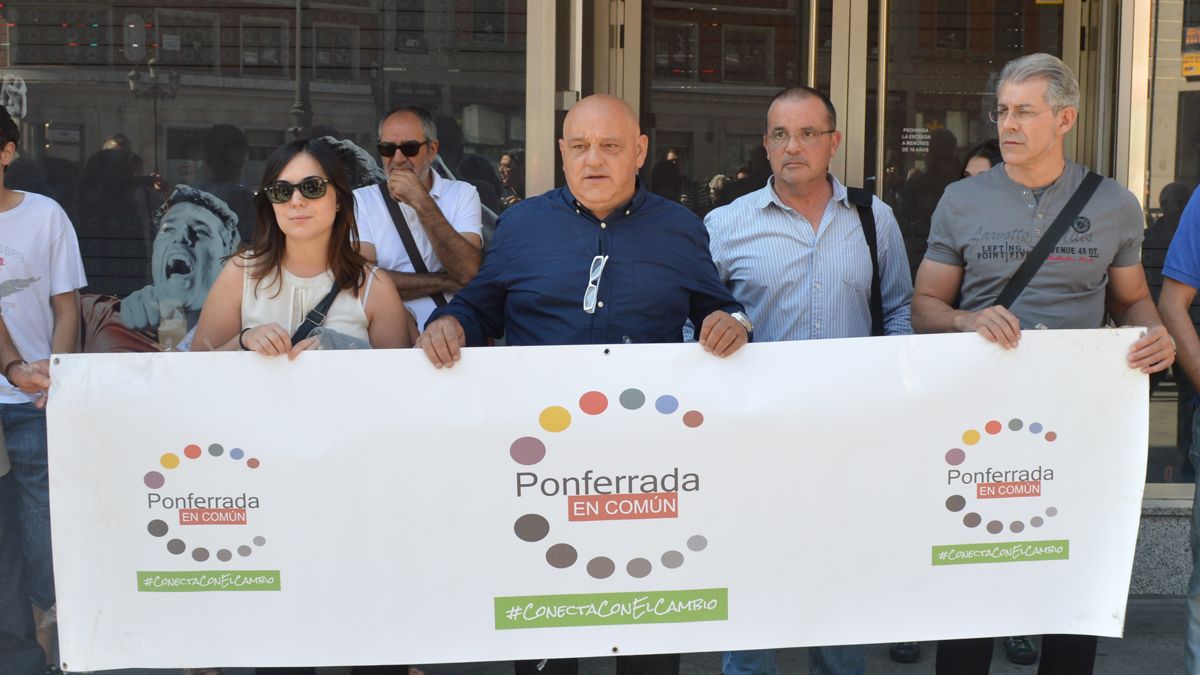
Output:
(261, 178), (330, 204)
(377, 140), (430, 158)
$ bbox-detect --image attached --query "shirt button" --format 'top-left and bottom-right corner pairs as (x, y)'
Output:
(600, 222), (607, 229)
(814, 282), (822, 289)
(1035, 229), (1042, 236)
(815, 321), (822, 329)
(1037, 213), (1045, 219)
(597, 301), (604, 308)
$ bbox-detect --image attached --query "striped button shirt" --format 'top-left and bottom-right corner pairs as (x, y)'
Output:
(704, 174), (913, 341)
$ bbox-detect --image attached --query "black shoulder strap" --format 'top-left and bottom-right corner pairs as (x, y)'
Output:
(995, 171), (1103, 309)
(376, 182), (447, 307)
(290, 283), (341, 343)
(846, 187), (884, 337)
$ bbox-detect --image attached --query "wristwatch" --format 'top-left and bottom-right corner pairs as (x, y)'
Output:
(730, 311), (753, 335)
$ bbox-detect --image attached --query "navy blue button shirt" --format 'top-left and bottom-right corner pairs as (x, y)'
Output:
(428, 183), (743, 347)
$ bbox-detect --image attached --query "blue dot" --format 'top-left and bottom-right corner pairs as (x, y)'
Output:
(1030, 423), (1043, 434)
(655, 395), (679, 414)
(230, 448), (244, 460)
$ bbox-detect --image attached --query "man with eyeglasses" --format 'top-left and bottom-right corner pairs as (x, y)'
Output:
(912, 53), (1173, 675)
(353, 105), (483, 328)
(706, 85), (912, 675)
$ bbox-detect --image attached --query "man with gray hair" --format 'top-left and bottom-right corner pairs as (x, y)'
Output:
(912, 52), (1174, 674)
(354, 105), (483, 328)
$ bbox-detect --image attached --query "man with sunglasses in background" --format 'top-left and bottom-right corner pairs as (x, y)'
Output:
(354, 105), (483, 329)
(706, 86), (912, 675)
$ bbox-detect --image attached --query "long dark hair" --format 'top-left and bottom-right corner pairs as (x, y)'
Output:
(244, 138), (367, 296)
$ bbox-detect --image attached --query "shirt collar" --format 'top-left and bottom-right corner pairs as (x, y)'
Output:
(561, 177), (649, 221)
(756, 173), (852, 211)
(428, 170), (446, 201)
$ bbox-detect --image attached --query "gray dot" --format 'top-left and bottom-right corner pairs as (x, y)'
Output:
(514, 514), (550, 542)
(619, 389), (646, 410)
(687, 535), (707, 552)
(167, 539), (186, 554)
(627, 558), (651, 578)
(986, 520), (1003, 534)
(661, 550), (684, 569)
(1009, 418), (1024, 431)
(217, 549), (232, 562)
(147, 520), (168, 537)
(587, 557), (616, 579)
(253, 536), (266, 546)
(546, 543), (577, 568)
(208, 443), (224, 457)
(945, 495), (966, 512)
(1010, 521), (1025, 533)
(192, 548), (210, 562)
(1045, 507), (1058, 517)
(963, 512), (981, 528)
(238, 545), (252, 557)
(1031, 516), (1044, 527)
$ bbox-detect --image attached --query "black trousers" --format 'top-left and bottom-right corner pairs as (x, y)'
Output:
(514, 653), (680, 675)
(936, 635), (1097, 675)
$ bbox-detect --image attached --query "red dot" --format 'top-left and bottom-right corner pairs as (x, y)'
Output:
(985, 420), (1002, 435)
(683, 411), (704, 428)
(579, 391), (608, 415)
(184, 444), (202, 459)
(247, 458), (260, 469)
(1045, 432), (1057, 442)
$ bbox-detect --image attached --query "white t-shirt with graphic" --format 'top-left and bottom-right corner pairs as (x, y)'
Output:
(0, 191), (87, 404)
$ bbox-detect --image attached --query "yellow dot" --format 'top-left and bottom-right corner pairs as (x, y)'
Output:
(539, 406), (572, 433)
(160, 453), (180, 469)
(962, 430), (981, 446)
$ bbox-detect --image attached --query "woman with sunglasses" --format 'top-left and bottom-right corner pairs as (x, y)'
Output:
(192, 138), (414, 357)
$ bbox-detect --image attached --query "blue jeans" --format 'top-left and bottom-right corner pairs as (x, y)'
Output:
(0, 403), (55, 610)
(723, 646), (866, 675)
(0, 471), (43, 674)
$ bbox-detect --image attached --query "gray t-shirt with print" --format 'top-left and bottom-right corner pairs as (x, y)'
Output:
(925, 161), (1143, 329)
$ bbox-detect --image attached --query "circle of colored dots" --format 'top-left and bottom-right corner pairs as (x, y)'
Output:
(579, 391), (608, 415)
(167, 539), (186, 555)
(945, 448), (965, 466)
(687, 535), (708, 552)
(620, 389), (646, 410)
(627, 558), (652, 578)
(682, 411), (704, 428)
(183, 444), (202, 460)
(230, 448), (244, 460)
(160, 453), (180, 469)
(587, 557), (616, 579)
(247, 458), (260, 469)
(945, 495), (966, 512)
(238, 545), (252, 557)
(986, 520), (1003, 534)
(217, 549), (232, 562)
(192, 548), (210, 562)
(514, 514), (550, 542)
(1010, 521), (1025, 534)
(1031, 517), (1044, 528)
(510, 437), (547, 466)
(144, 471), (165, 489)
(655, 396), (679, 414)
(963, 513), (982, 528)
(208, 443), (224, 457)
(985, 420), (1002, 435)
(539, 406), (571, 433)
(1030, 423), (1044, 434)
(1045, 507), (1058, 517)
(661, 551), (684, 569)
(147, 520), (168, 537)
(962, 430), (981, 445)
(1009, 418), (1024, 431)
(1045, 432), (1057, 442)
(546, 544), (577, 568)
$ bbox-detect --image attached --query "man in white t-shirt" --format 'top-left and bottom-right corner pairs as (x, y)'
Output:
(0, 106), (87, 665)
(353, 106), (483, 328)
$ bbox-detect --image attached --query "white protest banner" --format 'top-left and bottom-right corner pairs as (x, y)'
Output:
(48, 329), (1147, 670)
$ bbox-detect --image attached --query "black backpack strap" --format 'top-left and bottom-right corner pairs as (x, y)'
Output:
(376, 182), (448, 307)
(995, 171), (1104, 309)
(846, 187), (884, 337)
(290, 283), (341, 343)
